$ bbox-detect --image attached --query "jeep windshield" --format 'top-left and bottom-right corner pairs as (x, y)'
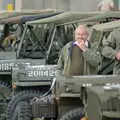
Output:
(17, 23), (55, 59)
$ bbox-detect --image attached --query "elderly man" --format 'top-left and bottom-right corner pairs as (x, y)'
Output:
(57, 25), (100, 76)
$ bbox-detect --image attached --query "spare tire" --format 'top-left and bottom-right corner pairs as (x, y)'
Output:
(7, 90), (43, 120)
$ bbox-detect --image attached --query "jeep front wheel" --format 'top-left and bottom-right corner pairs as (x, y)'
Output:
(7, 90), (43, 120)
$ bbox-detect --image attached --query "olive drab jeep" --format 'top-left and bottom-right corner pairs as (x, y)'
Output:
(0, 10), (63, 120)
(55, 75), (120, 120)
(6, 11), (120, 120)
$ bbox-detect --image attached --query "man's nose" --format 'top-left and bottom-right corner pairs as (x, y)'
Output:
(78, 36), (83, 39)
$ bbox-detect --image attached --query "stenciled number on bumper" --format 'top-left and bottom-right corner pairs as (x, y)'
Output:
(28, 69), (56, 77)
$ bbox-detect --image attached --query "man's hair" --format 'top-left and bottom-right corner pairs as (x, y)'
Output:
(75, 25), (89, 35)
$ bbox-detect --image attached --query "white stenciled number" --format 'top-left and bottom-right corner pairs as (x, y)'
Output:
(28, 70), (49, 77)
(28, 71), (33, 77)
(43, 71), (49, 76)
(34, 71), (40, 76)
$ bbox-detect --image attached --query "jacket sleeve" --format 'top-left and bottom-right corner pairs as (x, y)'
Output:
(83, 42), (100, 67)
(102, 31), (117, 59)
(56, 47), (65, 75)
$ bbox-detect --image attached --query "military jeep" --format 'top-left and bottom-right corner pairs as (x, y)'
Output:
(55, 75), (120, 120)
(0, 10), (63, 120)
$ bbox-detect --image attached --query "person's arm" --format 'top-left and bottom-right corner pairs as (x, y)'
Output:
(102, 31), (117, 60)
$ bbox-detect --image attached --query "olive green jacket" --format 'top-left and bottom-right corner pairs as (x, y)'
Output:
(57, 41), (100, 76)
(102, 29), (120, 74)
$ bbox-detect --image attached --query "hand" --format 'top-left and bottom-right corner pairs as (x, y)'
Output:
(115, 52), (120, 60)
(76, 41), (88, 52)
(79, 42), (88, 52)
